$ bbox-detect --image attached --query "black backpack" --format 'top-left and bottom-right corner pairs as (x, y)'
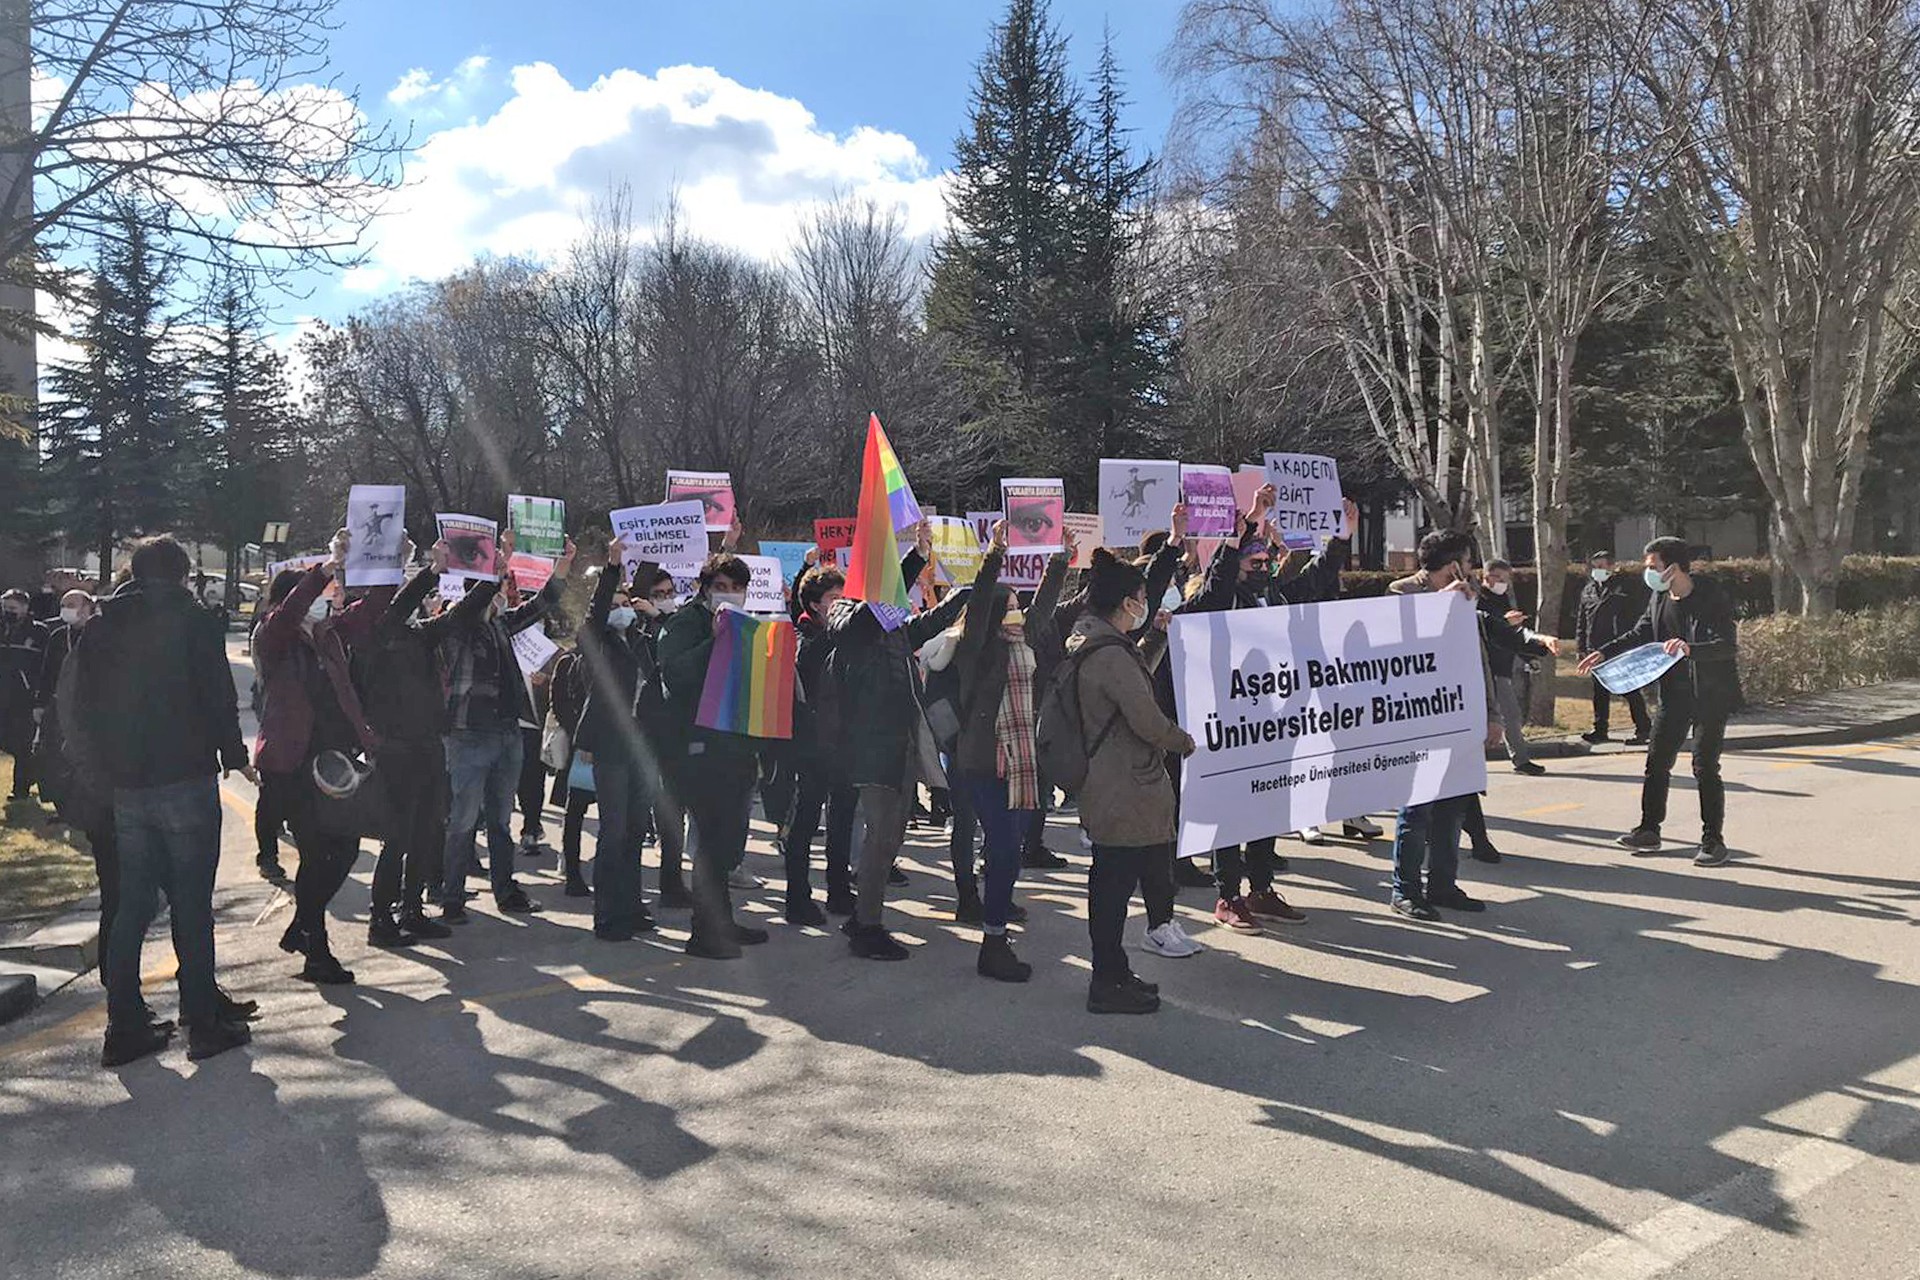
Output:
(1033, 633), (1129, 793)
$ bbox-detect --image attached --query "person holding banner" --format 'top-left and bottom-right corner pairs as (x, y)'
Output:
(571, 537), (660, 941)
(656, 553), (771, 959)
(253, 530), (395, 984)
(1385, 531), (1504, 920)
(436, 533), (576, 923)
(1071, 549), (1199, 1013)
(1577, 537), (1741, 867)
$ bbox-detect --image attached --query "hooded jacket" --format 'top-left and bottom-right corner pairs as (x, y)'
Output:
(70, 578), (248, 790)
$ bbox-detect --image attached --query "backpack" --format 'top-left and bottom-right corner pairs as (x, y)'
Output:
(1034, 632), (1129, 793)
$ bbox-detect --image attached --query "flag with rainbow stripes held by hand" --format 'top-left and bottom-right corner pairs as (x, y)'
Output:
(696, 607), (798, 740)
(845, 413), (923, 632)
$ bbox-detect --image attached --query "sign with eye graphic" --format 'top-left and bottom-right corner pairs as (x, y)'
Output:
(999, 478), (1065, 555)
(665, 469), (736, 533)
(435, 513), (500, 581)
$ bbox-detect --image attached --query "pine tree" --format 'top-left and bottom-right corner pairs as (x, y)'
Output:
(38, 206), (201, 576)
(927, 0), (1086, 478)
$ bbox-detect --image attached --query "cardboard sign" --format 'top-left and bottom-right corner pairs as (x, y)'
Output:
(666, 470), (736, 532)
(506, 494), (566, 558)
(1000, 478), (1065, 555)
(738, 553), (790, 617)
(436, 513), (499, 581)
(510, 624), (559, 676)
(610, 500), (708, 596)
(929, 516), (986, 586)
(814, 518), (857, 554)
(999, 548), (1052, 590)
(968, 511), (1002, 548)
(1263, 453), (1348, 542)
(1181, 465), (1238, 538)
(1099, 459), (1179, 552)
(344, 485), (407, 587)
(508, 552), (554, 592)
(1063, 512), (1103, 569)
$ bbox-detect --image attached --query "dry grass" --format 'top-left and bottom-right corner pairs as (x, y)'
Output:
(0, 757), (97, 924)
(1521, 657), (1654, 740)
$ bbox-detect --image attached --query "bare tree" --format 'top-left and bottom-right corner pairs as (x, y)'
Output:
(1631, 0), (1920, 614)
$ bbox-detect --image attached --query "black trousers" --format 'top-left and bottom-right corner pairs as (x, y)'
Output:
(1090, 843), (1166, 982)
(87, 819), (119, 983)
(517, 726), (546, 840)
(1591, 679), (1651, 737)
(373, 739), (446, 914)
(679, 751), (757, 944)
(1461, 792), (1491, 852)
(1641, 685), (1727, 842)
(1215, 837), (1278, 899)
(283, 771), (362, 957)
(949, 778), (980, 893)
(784, 765), (855, 901)
(255, 768), (298, 866)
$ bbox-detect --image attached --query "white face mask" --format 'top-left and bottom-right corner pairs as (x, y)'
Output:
(1121, 596), (1147, 629)
(1590, 567), (1611, 583)
(60, 606), (84, 626)
(306, 597), (332, 623)
(1161, 587), (1183, 612)
(1488, 580), (1509, 596)
(711, 590), (748, 613)
(607, 606), (637, 631)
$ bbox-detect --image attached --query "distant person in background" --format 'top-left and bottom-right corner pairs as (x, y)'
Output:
(1579, 537), (1741, 867)
(1476, 559), (1561, 777)
(1576, 551), (1651, 745)
(1, 588), (49, 801)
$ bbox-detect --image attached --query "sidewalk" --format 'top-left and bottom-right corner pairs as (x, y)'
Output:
(1518, 677), (1920, 758)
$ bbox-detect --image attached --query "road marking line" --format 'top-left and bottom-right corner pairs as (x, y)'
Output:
(1516, 802), (1585, 818)
(1532, 1053), (1920, 1280)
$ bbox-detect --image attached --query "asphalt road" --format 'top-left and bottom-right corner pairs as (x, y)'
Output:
(3, 687), (1916, 1279)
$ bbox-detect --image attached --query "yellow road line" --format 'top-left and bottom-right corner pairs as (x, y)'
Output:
(1515, 802), (1584, 818)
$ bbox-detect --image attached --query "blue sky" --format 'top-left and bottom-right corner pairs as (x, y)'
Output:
(284, 0), (1185, 326)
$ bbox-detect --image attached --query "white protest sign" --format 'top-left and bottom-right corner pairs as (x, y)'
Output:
(266, 554), (328, 581)
(1099, 459), (1179, 552)
(1263, 453), (1348, 543)
(344, 485), (407, 586)
(739, 554), (789, 617)
(1170, 592), (1488, 858)
(999, 548), (1052, 590)
(1063, 512), (1103, 568)
(1594, 643), (1680, 695)
(438, 573), (467, 603)
(609, 500), (707, 596)
(510, 625), (559, 676)
(968, 511), (1002, 548)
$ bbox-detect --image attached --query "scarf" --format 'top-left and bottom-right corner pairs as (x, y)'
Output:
(995, 639), (1039, 810)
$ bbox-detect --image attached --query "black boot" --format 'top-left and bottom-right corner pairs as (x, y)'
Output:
(368, 907), (418, 948)
(952, 883), (984, 924)
(398, 907), (453, 940)
(976, 934), (1032, 983)
(186, 1017), (252, 1061)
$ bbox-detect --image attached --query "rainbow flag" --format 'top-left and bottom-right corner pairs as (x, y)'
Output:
(696, 608), (798, 739)
(845, 414), (916, 630)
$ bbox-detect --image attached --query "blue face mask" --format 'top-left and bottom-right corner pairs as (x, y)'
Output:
(1590, 568), (1610, 583)
(1161, 587), (1183, 612)
(1644, 566), (1671, 592)
(607, 606), (637, 631)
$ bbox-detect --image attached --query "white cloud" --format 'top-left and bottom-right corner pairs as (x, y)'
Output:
(387, 69), (436, 107)
(386, 56), (491, 108)
(346, 61), (949, 294)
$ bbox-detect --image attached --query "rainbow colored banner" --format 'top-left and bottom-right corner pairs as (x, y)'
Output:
(845, 414), (914, 630)
(696, 607), (798, 739)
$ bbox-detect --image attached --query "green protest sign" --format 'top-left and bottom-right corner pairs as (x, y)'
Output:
(507, 494), (566, 558)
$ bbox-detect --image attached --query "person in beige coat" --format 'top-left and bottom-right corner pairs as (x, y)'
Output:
(1067, 550), (1197, 1014)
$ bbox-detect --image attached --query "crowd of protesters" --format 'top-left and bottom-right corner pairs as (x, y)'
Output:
(0, 481), (1740, 1068)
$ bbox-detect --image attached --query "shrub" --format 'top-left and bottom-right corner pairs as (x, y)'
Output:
(1734, 601), (1920, 705)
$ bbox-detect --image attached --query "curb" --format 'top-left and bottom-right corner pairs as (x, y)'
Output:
(0, 972), (34, 1025)
(1720, 709), (1920, 753)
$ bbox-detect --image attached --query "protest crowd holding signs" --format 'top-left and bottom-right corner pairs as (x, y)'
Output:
(38, 408), (1746, 1073)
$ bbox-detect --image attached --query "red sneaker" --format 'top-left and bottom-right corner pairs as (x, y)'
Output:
(1245, 889), (1307, 924)
(1213, 897), (1263, 933)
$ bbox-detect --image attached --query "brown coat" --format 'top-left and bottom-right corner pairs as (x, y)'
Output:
(1066, 613), (1194, 848)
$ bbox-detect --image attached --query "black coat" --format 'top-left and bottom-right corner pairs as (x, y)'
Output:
(572, 564), (653, 759)
(821, 549), (970, 788)
(1477, 589), (1550, 679)
(1577, 574), (1643, 654)
(952, 545), (1068, 778)
(1597, 577), (1742, 717)
(71, 579), (248, 790)
(1, 613), (49, 716)
(353, 567), (493, 746)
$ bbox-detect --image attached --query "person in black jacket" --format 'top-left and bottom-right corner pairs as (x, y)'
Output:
(1476, 559), (1562, 776)
(783, 564), (856, 923)
(1576, 551), (1651, 744)
(2, 588), (50, 801)
(353, 539), (487, 944)
(1579, 537), (1742, 867)
(70, 536), (255, 1066)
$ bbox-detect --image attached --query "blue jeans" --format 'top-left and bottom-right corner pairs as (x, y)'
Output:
(956, 772), (1027, 932)
(441, 727), (522, 905)
(1391, 795), (1468, 903)
(591, 750), (651, 934)
(106, 777), (222, 1030)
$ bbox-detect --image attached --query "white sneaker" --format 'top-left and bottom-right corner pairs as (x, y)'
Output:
(1143, 921), (1205, 958)
(1343, 815), (1384, 838)
(1297, 827), (1327, 845)
(727, 868), (763, 891)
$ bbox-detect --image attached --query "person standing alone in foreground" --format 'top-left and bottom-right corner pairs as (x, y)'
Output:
(1579, 537), (1740, 867)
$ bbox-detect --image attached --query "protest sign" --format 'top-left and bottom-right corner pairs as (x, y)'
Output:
(510, 625), (559, 677)
(759, 541), (812, 586)
(738, 554), (790, 617)
(1170, 592), (1488, 858)
(1593, 643), (1682, 696)
(1063, 512), (1103, 568)
(665, 470), (735, 532)
(506, 494), (566, 558)
(814, 518), (856, 553)
(968, 511), (1002, 548)
(1000, 548), (1051, 589)
(344, 485), (406, 586)
(436, 514), (499, 581)
(438, 573), (467, 603)
(1099, 459), (1178, 551)
(610, 500), (707, 593)
(1263, 453), (1348, 543)
(834, 546), (852, 571)
(1233, 466), (1265, 520)
(1000, 478), (1065, 555)
(1181, 465), (1238, 538)
(928, 516), (986, 585)
(266, 553), (328, 581)
(508, 552), (554, 592)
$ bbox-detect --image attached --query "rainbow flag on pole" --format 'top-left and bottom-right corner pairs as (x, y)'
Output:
(845, 414), (918, 630)
(696, 608), (798, 739)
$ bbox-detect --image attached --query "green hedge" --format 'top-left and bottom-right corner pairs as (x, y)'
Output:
(1336, 555), (1920, 634)
(1734, 602), (1920, 705)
